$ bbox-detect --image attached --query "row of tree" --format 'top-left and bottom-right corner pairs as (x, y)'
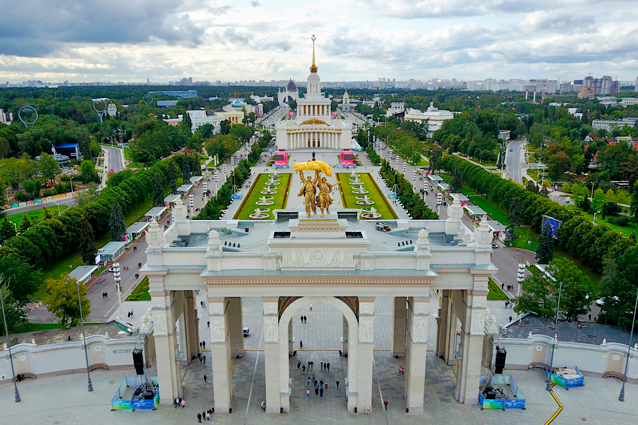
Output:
(0, 156), (180, 317)
(367, 146), (438, 220)
(440, 155), (635, 273)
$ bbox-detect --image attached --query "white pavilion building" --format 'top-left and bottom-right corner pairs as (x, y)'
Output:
(275, 36), (352, 150)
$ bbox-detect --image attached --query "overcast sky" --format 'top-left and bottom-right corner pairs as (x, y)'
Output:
(0, 0), (637, 83)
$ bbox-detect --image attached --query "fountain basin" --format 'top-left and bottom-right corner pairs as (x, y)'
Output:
(361, 211), (382, 219)
(356, 200), (375, 206)
(260, 190), (277, 195)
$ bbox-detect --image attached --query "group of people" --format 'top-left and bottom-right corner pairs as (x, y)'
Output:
(196, 408), (214, 422)
(297, 360), (331, 373)
(300, 315), (307, 323)
(197, 352), (206, 365)
(101, 292), (108, 298)
(305, 374), (331, 398)
(126, 309), (134, 318)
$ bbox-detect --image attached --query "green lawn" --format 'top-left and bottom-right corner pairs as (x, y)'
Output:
(415, 158), (430, 167)
(7, 205), (69, 226)
(126, 276), (150, 301)
(337, 172), (397, 219)
(488, 277), (509, 300)
(510, 226), (538, 251)
(234, 173), (291, 220)
(468, 195), (509, 225)
(564, 205), (638, 237)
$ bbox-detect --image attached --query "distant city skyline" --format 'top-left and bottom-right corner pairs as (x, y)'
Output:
(0, 0), (637, 83)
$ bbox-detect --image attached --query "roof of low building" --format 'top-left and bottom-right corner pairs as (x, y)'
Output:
(68, 265), (98, 282)
(126, 221), (150, 234)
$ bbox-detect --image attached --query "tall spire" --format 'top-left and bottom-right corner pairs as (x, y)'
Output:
(310, 34), (318, 73)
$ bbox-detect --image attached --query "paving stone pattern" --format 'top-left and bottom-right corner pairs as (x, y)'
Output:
(2, 293), (638, 424)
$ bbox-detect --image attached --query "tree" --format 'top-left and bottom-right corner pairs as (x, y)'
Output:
(76, 183), (100, 208)
(78, 210), (97, 265)
(450, 165), (463, 193)
(168, 160), (178, 192)
(0, 218), (16, 244)
(153, 172), (164, 207)
(182, 156), (191, 183)
(536, 222), (554, 264)
(506, 197), (521, 241)
(600, 246), (638, 327)
(631, 181), (638, 222)
(180, 112), (193, 136)
(429, 147), (441, 174)
(110, 199), (126, 241)
(601, 201), (621, 219)
(20, 215), (31, 232)
(38, 153), (60, 184)
(0, 283), (25, 335)
(198, 123), (215, 139)
(514, 258), (594, 322)
(220, 119), (231, 135)
(42, 275), (91, 326)
(79, 160), (99, 183)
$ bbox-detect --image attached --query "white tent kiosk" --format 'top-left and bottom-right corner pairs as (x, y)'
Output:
(68, 265), (98, 285)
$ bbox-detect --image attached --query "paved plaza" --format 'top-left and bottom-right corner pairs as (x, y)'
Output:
(3, 294), (638, 424)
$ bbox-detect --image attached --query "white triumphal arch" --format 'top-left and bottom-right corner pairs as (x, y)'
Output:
(142, 197), (497, 414)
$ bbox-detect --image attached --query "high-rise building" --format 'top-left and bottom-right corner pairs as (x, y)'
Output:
(635, 76), (638, 92)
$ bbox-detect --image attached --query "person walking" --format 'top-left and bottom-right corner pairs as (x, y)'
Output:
(297, 360), (301, 369)
(336, 380), (340, 390)
(204, 374), (207, 383)
(307, 388), (310, 397)
(320, 387), (324, 397)
(174, 397), (179, 408)
(181, 398), (186, 408)
(202, 341), (206, 349)
(301, 315), (304, 324)
(320, 361), (324, 371)
(197, 413), (202, 423)
(203, 355), (206, 365)
(309, 303), (313, 311)
(384, 399), (389, 410)
(326, 362), (330, 372)
(303, 315), (307, 323)
(315, 387), (319, 397)
(300, 340), (303, 349)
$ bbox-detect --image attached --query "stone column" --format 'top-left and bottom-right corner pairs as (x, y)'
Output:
(185, 291), (199, 360)
(405, 296), (430, 413)
(445, 292), (458, 366)
(262, 297), (281, 413)
(341, 315), (349, 356)
(391, 297), (407, 358)
(151, 288), (182, 404)
(357, 297), (375, 413)
(288, 320), (294, 356)
(435, 290), (449, 360)
(454, 289), (488, 404)
(209, 297), (232, 413)
(228, 297), (244, 358)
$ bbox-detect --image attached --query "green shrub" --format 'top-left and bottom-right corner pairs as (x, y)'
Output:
(608, 216), (629, 226)
(43, 189), (55, 197)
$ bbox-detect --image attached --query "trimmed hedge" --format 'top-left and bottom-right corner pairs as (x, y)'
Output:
(440, 155), (634, 272)
(0, 157), (179, 305)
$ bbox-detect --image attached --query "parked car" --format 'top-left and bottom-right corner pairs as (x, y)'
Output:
(596, 296), (619, 306)
(243, 327), (250, 337)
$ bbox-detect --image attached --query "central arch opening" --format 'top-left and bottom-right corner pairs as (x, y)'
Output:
(278, 296), (359, 412)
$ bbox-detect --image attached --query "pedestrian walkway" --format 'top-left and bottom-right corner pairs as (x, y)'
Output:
(4, 293), (638, 424)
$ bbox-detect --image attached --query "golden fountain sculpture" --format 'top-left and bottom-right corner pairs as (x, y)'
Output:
(295, 160), (340, 218)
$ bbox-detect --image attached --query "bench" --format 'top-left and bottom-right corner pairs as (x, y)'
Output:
(528, 363), (550, 372)
(89, 364), (110, 371)
(603, 371), (624, 381)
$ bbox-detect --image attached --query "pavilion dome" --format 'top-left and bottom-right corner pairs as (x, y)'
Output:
(286, 80), (297, 92)
(231, 99), (244, 107)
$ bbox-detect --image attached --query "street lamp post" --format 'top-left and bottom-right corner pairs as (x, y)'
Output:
(590, 182), (595, 199)
(114, 263), (123, 320)
(70, 176), (74, 195)
(546, 280), (563, 391)
(619, 288), (638, 402)
(76, 281), (93, 392)
(0, 286), (21, 402)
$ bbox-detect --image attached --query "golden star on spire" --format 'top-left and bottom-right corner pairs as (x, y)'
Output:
(310, 34), (318, 73)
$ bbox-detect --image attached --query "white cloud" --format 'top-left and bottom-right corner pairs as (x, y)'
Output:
(0, 0), (637, 82)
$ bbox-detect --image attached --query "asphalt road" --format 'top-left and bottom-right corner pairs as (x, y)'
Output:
(505, 139), (526, 184)
(6, 196), (77, 216)
(102, 146), (125, 173)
